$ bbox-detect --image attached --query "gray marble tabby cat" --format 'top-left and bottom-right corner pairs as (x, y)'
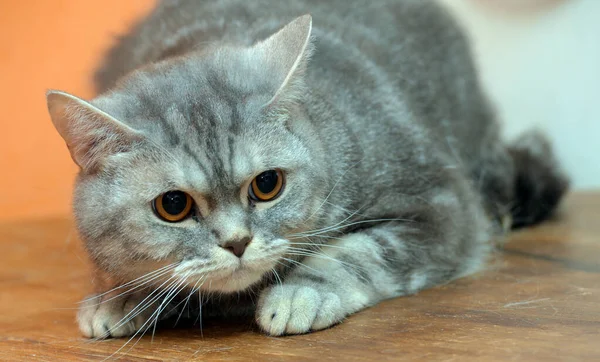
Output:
(46, 0), (567, 338)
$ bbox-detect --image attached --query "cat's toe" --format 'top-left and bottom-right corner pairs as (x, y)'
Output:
(311, 292), (343, 331)
(256, 285), (344, 336)
(77, 293), (152, 339)
(256, 285), (302, 336)
(284, 286), (322, 334)
(77, 296), (98, 338)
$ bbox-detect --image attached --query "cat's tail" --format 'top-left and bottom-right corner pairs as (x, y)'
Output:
(508, 131), (569, 229)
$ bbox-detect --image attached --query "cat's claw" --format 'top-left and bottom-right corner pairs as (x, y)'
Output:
(77, 292), (154, 339)
(256, 284), (345, 336)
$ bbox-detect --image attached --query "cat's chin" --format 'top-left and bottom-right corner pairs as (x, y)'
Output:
(173, 258), (271, 293)
(200, 268), (266, 293)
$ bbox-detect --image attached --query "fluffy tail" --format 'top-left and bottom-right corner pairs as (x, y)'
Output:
(508, 131), (569, 229)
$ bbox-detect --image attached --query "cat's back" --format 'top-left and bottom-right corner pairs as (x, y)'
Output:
(94, 0), (457, 94)
(93, 0), (506, 216)
(95, 0), (490, 181)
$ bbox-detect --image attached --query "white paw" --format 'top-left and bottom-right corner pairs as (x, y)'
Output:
(256, 284), (346, 336)
(77, 292), (156, 339)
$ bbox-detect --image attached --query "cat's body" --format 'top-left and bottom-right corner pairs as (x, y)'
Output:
(47, 0), (567, 338)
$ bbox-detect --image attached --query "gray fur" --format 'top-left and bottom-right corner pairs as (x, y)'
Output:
(46, 0), (567, 338)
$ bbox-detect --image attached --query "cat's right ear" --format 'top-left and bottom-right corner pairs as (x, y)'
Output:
(46, 90), (144, 172)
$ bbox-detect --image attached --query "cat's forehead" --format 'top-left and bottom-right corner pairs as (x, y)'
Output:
(92, 54), (311, 192)
(97, 52), (281, 135)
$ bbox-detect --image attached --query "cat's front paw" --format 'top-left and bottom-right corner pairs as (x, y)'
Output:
(77, 291), (156, 339)
(256, 284), (346, 336)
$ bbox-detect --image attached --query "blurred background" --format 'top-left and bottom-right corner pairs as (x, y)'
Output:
(441, 0), (600, 189)
(0, 0), (597, 222)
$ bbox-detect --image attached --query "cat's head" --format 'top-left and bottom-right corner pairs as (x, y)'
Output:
(47, 15), (327, 292)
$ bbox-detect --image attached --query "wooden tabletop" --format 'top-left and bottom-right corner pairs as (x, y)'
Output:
(1, 193), (598, 361)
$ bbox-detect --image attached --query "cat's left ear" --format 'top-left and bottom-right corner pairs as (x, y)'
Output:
(46, 90), (144, 172)
(251, 14), (313, 105)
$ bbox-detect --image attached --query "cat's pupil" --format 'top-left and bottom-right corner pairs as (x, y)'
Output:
(256, 170), (278, 194)
(162, 191), (188, 215)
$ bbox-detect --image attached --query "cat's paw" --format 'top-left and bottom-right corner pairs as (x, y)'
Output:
(77, 292), (156, 339)
(256, 284), (346, 336)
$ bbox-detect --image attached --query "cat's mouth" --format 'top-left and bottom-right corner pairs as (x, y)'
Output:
(172, 239), (289, 293)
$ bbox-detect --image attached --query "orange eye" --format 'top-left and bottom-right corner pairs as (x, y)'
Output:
(153, 191), (193, 222)
(249, 169), (285, 202)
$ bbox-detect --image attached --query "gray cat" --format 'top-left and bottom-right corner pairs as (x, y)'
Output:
(46, 0), (568, 338)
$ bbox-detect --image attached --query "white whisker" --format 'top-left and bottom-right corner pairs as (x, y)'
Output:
(304, 156), (365, 222)
(281, 257), (321, 275)
(285, 249), (370, 274)
(292, 205), (367, 238)
(85, 266), (178, 309)
(80, 263), (179, 305)
(290, 217), (414, 239)
(289, 241), (359, 253)
(98, 274), (180, 341)
(107, 275), (189, 361)
(151, 275), (189, 342)
(173, 276), (206, 327)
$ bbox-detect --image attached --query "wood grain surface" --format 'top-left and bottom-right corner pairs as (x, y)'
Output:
(0, 193), (598, 361)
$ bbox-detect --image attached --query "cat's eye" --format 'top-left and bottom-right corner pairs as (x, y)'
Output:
(153, 191), (193, 222)
(249, 169), (285, 202)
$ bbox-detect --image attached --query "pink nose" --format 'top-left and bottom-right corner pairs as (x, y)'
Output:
(220, 236), (252, 258)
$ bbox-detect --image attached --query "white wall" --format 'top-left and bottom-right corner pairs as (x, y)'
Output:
(438, 0), (600, 190)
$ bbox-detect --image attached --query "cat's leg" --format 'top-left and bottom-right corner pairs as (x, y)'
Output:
(256, 181), (492, 335)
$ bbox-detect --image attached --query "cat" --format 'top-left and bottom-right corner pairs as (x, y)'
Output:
(46, 0), (568, 338)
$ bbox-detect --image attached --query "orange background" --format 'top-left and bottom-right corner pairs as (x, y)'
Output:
(0, 1), (154, 221)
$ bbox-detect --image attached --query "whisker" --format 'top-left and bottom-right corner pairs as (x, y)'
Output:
(151, 274), (190, 342)
(323, 201), (370, 218)
(198, 288), (204, 338)
(290, 217), (414, 238)
(100, 279), (178, 361)
(173, 277), (206, 327)
(280, 257), (321, 275)
(98, 274), (180, 341)
(291, 205), (367, 238)
(271, 267), (283, 287)
(289, 234), (345, 241)
(84, 266), (178, 309)
(289, 241), (360, 253)
(80, 263), (178, 305)
(285, 249), (370, 274)
(107, 275), (189, 361)
(304, 156), (365, 222)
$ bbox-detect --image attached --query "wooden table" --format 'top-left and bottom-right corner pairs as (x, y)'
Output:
(1, 193), (598, 361)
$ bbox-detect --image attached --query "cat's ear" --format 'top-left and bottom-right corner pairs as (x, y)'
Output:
(253, 14), (313, 105)
(46, 90), (144, 171)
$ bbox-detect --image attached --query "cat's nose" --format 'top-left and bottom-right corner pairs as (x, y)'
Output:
(220, 236), (252, 258)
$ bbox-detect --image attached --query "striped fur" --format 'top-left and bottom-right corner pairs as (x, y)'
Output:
(46, 0), (567, 338)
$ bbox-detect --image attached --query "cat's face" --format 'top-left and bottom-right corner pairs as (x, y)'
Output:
(73, 95), (325, 293)
(49, 16), (325, 292)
